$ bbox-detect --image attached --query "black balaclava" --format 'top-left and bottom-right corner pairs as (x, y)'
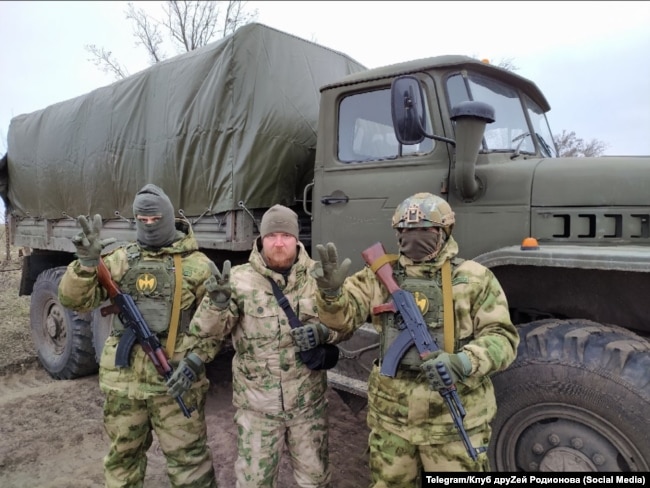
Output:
(132, 184), (177, 248)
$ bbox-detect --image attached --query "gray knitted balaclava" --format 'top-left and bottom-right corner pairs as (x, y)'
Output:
(132, 184), (177, 248)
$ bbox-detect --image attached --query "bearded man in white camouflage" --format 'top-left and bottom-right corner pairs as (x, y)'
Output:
(189, 204), (348, 488)
(312, 192), (520, 483)
(58, 184), (218, 488)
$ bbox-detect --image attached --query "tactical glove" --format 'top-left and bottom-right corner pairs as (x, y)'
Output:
(290, 323), (331, 351)
(310, 242), (351, 299)
(71, 214), (117, 267)
(166, 352), (204, 398)
(205, 260), (232, 309)
(420, 351), (472, 391)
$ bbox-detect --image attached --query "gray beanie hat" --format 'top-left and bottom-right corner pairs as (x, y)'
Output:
(133, 184), (177, 248)
(260, 204), (299, 239)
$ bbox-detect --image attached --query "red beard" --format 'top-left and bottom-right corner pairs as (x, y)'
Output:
(264, 246), (297, 271)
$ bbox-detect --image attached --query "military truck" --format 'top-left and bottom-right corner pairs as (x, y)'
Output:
(1, 22), (648, 472)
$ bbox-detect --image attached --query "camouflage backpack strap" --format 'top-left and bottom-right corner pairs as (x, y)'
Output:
(164, 253), (183, 358)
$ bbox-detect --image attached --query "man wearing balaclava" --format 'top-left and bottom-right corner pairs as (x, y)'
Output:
(310, 192), (520, 481)
(189, 204), (349, 487)
(58, 183), (219, 487)
(132, 183), (179, 248)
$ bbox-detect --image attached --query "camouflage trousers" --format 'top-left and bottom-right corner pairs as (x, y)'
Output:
(102, 387), (217, 488)
(234, 395), (331, 488)
(368, 424), (490, 487)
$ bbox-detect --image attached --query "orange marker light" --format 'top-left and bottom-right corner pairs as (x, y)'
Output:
(520, 237), (539, 250)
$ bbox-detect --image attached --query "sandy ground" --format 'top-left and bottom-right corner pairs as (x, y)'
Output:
(0, 238), (371, 488)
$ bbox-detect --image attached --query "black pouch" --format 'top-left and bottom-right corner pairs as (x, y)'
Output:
(299, 343), (340, 370)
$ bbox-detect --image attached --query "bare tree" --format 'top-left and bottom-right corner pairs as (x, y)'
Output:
(128, 2), (166, 64)
(554, 130), (609, 157)
(86, 1), (257, 80)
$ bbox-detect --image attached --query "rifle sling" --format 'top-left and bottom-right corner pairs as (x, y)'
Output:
(369, 253), (398, 274)
(165, 254), (183, 358)
(442, 259), (454, 354)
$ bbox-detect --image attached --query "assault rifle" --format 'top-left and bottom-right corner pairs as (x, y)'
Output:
(361, 242), (485, 461)
(96, 258), (194, 418)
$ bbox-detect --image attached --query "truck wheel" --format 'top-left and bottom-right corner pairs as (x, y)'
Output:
(30, 267), (98, 379)
(489, 318), (650, 472)
(91, 300), (113, 362)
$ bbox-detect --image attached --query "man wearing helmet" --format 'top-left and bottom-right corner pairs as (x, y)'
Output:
(311, 192), (519, 479)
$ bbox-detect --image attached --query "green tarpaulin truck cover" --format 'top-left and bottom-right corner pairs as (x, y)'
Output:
(4, 23), (365, 219)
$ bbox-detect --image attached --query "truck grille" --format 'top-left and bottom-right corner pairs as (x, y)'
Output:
(532, 208), (650, 243)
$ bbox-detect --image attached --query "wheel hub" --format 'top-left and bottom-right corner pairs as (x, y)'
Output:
(516, 418), (620, 471)
(45, 303), (67, 353)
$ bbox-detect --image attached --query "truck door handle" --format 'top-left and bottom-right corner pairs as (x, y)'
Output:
(321, 193), (349, 205)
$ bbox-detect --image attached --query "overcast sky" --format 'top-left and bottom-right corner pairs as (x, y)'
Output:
(1, 1), (649, 219)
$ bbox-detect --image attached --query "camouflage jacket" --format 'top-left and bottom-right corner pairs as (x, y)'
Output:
(58, 222), (219, 398)
(190, 239), (347, 415)
(317, 236), (519, 443)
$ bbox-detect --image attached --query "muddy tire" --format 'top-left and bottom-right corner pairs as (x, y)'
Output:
(30, 267), (98, 379)
(489, 318), (650, 472)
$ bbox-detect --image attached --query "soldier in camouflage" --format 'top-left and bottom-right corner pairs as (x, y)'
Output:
(58, 184), (218, 488)
(189, 204), (349, 488)
(312, 192), (519, 482)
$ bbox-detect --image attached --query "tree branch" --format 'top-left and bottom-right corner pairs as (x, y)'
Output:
(85, 44), (129, 80)
(86, 0), (258, 77)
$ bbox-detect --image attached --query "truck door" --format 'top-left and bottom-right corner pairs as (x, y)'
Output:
(312, 77), (452, 272)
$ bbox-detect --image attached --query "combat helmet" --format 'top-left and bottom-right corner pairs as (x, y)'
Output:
(391, 192), (455, 236)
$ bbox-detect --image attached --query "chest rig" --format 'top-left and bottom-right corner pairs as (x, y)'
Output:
(114, 243), (175, 333)
(379, 258), (464, 370)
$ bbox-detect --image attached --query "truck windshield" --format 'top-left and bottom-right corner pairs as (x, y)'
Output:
(447, 72), (556, 157)
(337, 88), (434, 163)
(524, 93), (558, 158)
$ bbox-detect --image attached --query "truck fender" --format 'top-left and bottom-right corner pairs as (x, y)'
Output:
(474, 243), (650, 273)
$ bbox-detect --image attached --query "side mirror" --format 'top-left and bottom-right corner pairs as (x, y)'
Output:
(391, 76), (426, 145)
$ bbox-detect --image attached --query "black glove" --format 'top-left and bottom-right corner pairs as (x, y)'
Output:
(205, 260), (232, 309)
(310, 242), (351, 299)
(290, 323), (331, 351)
(71, 214), (116, 266)
(166, 352), (204, 398)
(420, 351), (472, 390)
